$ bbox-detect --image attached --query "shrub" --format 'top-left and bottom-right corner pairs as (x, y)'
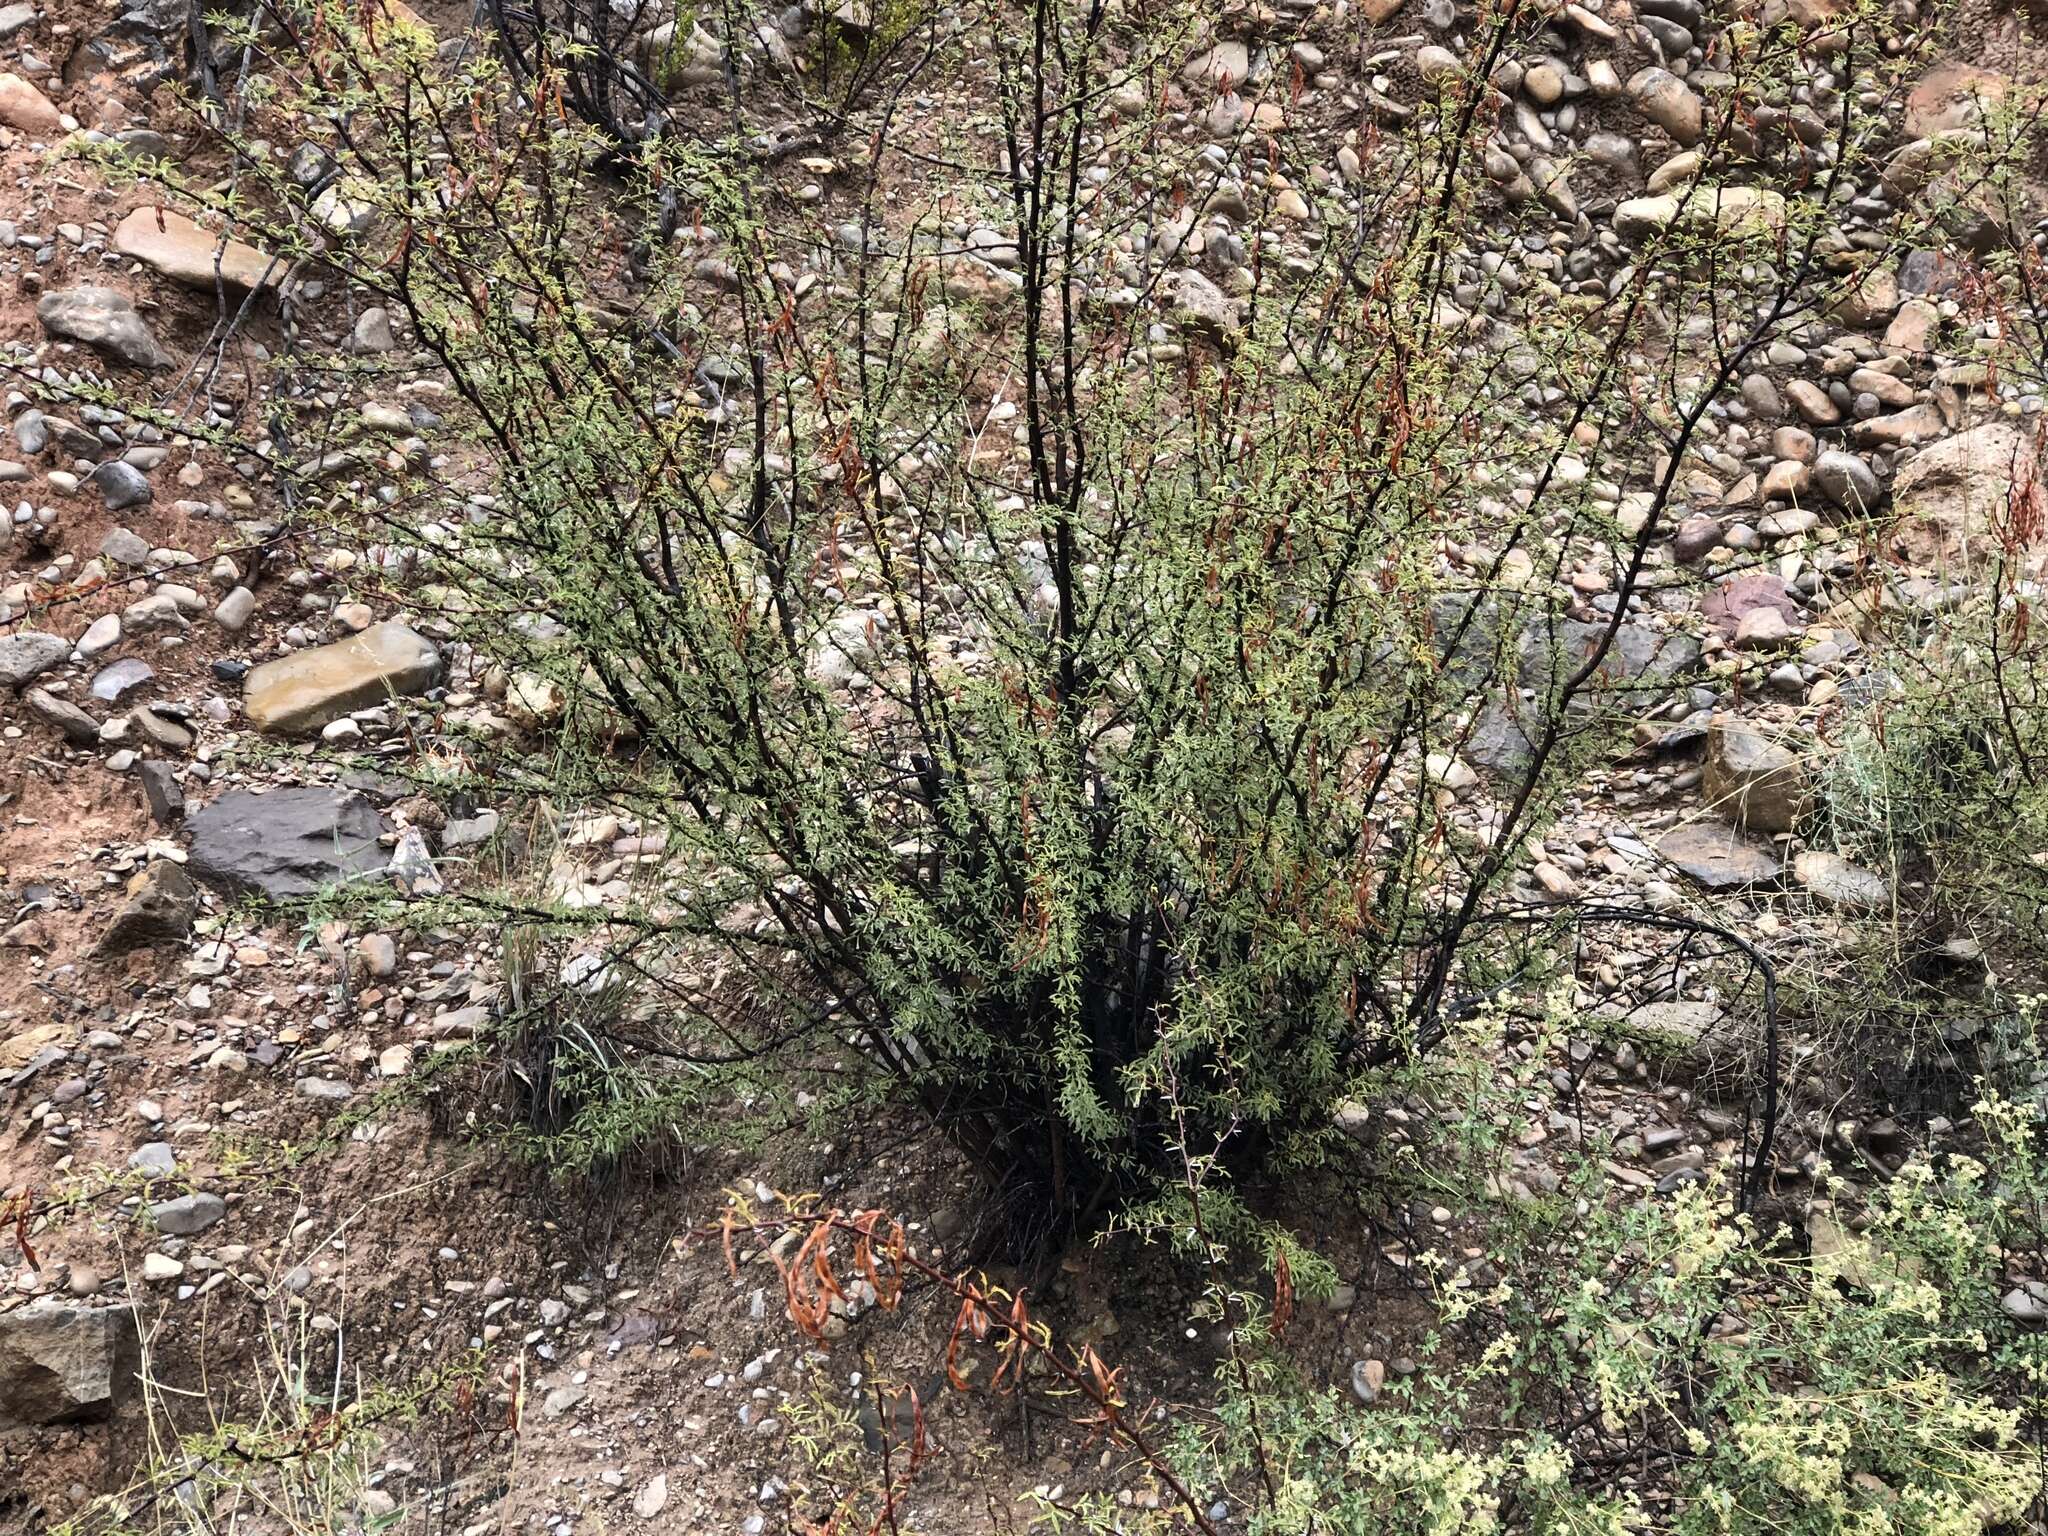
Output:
(739, 1003), (2048, 1536)
(92, 0), (1993, 1241)
(1146, 1114), (2047, 1536)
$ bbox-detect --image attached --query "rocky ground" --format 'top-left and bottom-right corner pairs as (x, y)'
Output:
(2, 0), (2048, 1528)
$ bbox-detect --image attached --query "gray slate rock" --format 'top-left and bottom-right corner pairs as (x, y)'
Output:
(0, 1303), (138, 1430)
(149, 1192), (225, 1235)
(1464, 611), (1702, 773)
(23, 686), (100, 745)
(185, 788), (385, 900)
(93, 863), (199, 955)
(1657, 823), (1783, 890)
(139, 760), (184, 825)
(36, 287), (173, 371)
(88, 461), (153, 512)
(0, 631), (70, 689)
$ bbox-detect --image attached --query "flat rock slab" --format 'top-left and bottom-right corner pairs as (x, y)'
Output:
(1657, 823), (1783, 890)
(1794, 850), (1891, 912)
(36, 286), (172, 370)
(186, 788), (386, 901)
(1457, 609), (1701, 774)
(114, 206), (278, 291)
(0, 1303), (138, 1430)
(243, 622), (440, 735)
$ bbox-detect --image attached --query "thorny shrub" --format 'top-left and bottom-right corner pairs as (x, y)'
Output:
(66, 0), (2038, 1248)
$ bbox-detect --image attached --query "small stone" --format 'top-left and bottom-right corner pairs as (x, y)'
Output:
(23, 687), (99, 745)
(1884, 299), (1938, 354)
(635, 1475), (670, 1519)
(1733, 607), (1798, 650)
(91, 658), (154, 701)
(2003, 1282), (2048, 1324)
(1671, 514), (1721, 562)
(77, 615), (122, 658)
(1181, 40), (1249, 87)
(93, 863), (198, 955)
(359, 933), (397, 976)
(1628, 67), (1702, 144)
(128, 1142), (176, 1175)
(348, 307), (397, 352)
(113, 207), (278, 291)
(88, 461), (152, 512)
(1704, 717), (1807, 833)
(0, 1303), (136, 1429)
(0, 632), (70, 690)
(129, 707), (194, 754)
(1759, 509), (1819, 539)
(99, 528), (151, 567)
(1350, 1358), (1387, 1404)
(1760, 460), (1811, 500)
(242, 622), (440, 735)
(542, 1384), (587, 1418)
(444, 809), (499, 848)
(1785, 380), (1841, 426)
(213, 586), (257, 632)
(149, 1192), (226, 1236)
(1813, 450), (1880, 514)
(139, 761), (185, 826)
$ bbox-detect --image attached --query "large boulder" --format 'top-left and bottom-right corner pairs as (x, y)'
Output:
(0, 1303), (136, 1430)
(1890, 421), (2045, 569)
(242, 622), (440, 735)
(185, 788), (386, 901)
(35, 287), (172, 371)
(113, 206), (279, 291)
(1703, 715), (1807, 834)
